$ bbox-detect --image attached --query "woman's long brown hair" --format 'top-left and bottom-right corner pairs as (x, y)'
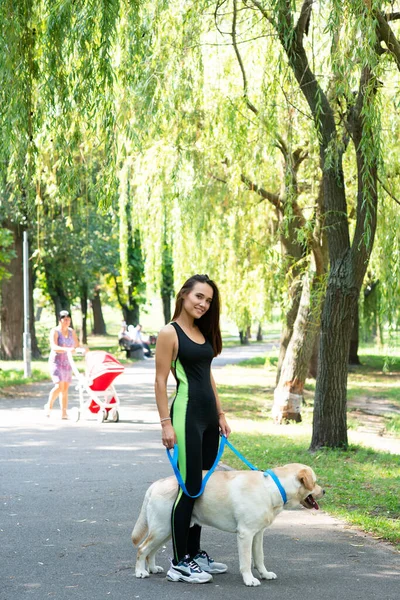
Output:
(172, 274), (222, 356)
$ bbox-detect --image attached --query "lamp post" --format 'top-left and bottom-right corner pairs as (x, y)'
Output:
(23, 231), (31, 377)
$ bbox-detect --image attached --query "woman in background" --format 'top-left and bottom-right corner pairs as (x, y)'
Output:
(45, 310), (80, 419)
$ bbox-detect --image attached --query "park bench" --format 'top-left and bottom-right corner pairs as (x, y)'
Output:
(118, 338), (145, 360)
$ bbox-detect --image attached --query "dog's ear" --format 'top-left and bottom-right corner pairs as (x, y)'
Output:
(298, 468), (314, 491)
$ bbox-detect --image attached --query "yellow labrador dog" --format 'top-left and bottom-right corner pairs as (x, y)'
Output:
(132, 463), (324, 586)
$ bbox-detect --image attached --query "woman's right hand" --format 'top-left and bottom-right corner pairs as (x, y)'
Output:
(161, 422), (177, 450)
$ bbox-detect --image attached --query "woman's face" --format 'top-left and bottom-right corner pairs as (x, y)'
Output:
(59, 315), (71, 326)
(182, 282), (214, 319)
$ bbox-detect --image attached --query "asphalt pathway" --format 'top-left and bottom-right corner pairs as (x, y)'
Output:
(1, 345), (399, 600)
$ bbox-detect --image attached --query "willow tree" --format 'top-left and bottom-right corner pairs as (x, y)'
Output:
(219, 0), (383, 449)
(0, 0), (127, 355)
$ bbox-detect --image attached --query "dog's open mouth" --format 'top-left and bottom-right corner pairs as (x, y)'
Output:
(301, 494), (319, 510)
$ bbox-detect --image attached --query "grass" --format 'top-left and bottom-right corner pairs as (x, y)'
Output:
(0, 366), (49, 389)
(222, 433), (400, 548)
(215, 348), (400, 549)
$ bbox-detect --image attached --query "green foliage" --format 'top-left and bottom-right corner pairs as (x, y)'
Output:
(0, 228), (15, 282)
(0, 367), (48, 388)
(1, 0), (399, 345)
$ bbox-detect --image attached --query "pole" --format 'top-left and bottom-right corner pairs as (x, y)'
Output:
(23, 231), (31, 377)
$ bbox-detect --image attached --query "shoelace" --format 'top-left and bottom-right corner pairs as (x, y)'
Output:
(187, 560), (201, 572)
(198, 551), (211, 563)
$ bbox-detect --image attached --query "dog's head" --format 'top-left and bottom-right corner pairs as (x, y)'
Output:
(275, 464), (325, 509)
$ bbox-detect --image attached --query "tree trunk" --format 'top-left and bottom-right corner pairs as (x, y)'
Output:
(311, 270), (358, 449)
(239, 330), (249, 345)
(256, 323), (263, 341)
(0, 224), (23, 359)
(50, 287), (70, 326)
(272, 271), (321, 423)
(308, 332), (320, 379)
(162, 292), (171, 325)
(91, 287), (107, 334)
(80, 285), (88, 344)
(275, 280), (302, 384)
(122, 305), (139, 327)
(349, 304), (361, 365)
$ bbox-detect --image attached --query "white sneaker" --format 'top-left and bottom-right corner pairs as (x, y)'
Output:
(167, 555), (213, 583)
(193, 550), (228, 574)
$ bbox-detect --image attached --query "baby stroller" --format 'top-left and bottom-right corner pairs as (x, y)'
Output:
(68, 350), (124, 423)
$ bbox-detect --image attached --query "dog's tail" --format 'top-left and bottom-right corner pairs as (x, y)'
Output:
(131, 485), (152, 546)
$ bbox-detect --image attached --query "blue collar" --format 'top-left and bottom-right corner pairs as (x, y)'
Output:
(264, 469), (287, 504)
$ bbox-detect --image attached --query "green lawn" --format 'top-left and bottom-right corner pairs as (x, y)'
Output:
(216, 348), (400, 549)
(222, 432), (400, 548)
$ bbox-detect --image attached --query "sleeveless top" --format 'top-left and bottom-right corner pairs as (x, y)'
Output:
(170, 322), (217, 419)
(49, 328), (75, 382)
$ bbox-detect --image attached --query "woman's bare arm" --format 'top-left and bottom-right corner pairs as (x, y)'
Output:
(154, 325), (177, 449)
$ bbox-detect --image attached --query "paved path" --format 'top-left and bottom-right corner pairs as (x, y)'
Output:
(1, 346), (399, 599)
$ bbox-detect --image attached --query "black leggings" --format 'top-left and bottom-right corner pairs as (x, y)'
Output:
(170, 414), (219, 562)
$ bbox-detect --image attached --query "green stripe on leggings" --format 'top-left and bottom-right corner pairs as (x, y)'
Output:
(171, 357), (189, 559)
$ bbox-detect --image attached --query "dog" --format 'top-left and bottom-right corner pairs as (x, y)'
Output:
(132, 463), (325, 586)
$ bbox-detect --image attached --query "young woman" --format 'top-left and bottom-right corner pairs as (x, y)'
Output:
(155, 274), (231, 584)
(45, 310), (80, 419)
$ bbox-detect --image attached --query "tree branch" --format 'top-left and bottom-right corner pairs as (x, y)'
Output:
(232, 0), (259, 116)
(295, 0), (313, 43)
(240, 173), (281, 209)
(375, 11), (400, 70)
(378, 176), (400, 206)
(386, 12), (400, 22)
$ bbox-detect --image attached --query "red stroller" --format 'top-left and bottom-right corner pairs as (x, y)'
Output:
(68, 350), (124, 422)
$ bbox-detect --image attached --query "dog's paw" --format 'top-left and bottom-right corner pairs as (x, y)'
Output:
(149, 565), (164, 574)
(259, 569), (277, 580)
(243, 574), (261, 587)
(135, 568), (150, 579)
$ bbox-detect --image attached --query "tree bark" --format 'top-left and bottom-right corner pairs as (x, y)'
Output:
(273, 270), (321, 423)
(311, 266), (358, 448)
(80, 285), (88, 344)
(349, 305), (361, 365)
(91, 287), (107, 334)
(162, 293), (171, 324)
(0, 224), (24, 359)
(239, 330), (250, 345)
(276, 279), (302, 384)
(122, 305), (139, 327)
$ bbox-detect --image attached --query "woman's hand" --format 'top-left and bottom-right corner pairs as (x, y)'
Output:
(219, 413), (231, 437)
(161, 421), (177, 450)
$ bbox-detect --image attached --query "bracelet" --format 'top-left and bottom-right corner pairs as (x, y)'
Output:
(160, 417), (171, 423)
(218, 411), (225, 417)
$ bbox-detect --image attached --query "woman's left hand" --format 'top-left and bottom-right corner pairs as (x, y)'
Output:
(219, 413), (231, 437)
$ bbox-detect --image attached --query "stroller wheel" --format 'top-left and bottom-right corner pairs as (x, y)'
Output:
(110, 409), (119, 423)
(97, 410), (107, 423)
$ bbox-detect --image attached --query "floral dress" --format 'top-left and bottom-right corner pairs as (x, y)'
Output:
(49, 328), (74, 383)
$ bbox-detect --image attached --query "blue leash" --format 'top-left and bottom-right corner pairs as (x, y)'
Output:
(166, 435), (287, 504)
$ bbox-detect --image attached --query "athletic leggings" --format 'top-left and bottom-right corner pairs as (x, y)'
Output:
(169, 322), (219, 562)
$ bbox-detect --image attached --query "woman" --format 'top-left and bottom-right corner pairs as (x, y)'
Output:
(45, 310), (80, 419)
(155, 274), (231, 584)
